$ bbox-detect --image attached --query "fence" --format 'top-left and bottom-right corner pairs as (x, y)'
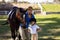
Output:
(0, 10), (41, 15)
(0, 11), (9, 15)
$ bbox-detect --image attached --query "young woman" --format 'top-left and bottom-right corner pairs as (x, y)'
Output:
(24, 6), (35, 40)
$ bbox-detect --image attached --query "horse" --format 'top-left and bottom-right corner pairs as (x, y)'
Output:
(8, 7), (26, 40)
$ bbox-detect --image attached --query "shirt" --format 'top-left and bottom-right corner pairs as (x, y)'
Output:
(28, 24), (40, 34)
(25, 12), (35, 28)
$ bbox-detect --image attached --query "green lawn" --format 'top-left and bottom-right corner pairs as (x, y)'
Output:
(35, 14), (60, 40)
(0, 20), (10, 34)
(0, 15), (7, 19)
(0, 14), (60, 40)
(42, 4), (60, 12)
(33, 4), (60, 12)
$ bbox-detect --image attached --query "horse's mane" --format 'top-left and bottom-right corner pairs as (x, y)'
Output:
(8, 7), (18, 20)
(10, 7), (25, 19)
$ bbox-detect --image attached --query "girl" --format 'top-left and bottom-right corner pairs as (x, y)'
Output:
(28, 18), (42, 40)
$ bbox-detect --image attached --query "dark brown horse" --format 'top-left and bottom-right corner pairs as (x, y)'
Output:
(8, 7), (26, 40)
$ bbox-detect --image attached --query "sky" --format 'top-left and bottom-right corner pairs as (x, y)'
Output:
(0, 0), (54, 3)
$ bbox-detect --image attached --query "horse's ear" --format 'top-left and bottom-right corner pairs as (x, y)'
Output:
(19, 8), (25, 13)
(12, 7), (18, 9)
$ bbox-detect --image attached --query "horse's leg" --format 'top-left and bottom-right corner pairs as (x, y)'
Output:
(18, 34), (21, 40)
(16, 26), (21, 40)
(10, 26), (16, 40)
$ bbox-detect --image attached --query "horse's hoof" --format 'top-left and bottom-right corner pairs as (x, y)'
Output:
(15, 37), (18, 40)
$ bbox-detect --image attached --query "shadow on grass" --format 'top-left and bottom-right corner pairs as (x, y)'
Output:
(38, 37), (55, 40)
(0, 17), (60, 40)
(0, 20), (10, 35)
(0, 21), (11, 40)
(37, 17), (60, 40)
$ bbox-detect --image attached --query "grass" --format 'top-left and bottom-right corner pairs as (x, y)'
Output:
(33, 4), (60, 12)
(42, 4), (60, 12)
(0, 20), (10, 34)
(35, 14), (60, 40)
(0, 14), (60, 40)
(0, 15), (7, 19)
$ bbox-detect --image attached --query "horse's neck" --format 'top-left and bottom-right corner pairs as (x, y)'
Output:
(8, 12), (14, 20)
(10, 12), (15, 19)
(8, 10), (12, 17)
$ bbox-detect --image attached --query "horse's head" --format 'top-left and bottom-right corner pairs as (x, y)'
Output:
(15, 7), (26, 24)
(8, 7), (25, 22)
(8, 7), (26, 29)
(19, 8), (25, 16)
(8, 7), (26, 24)
(16, 8), (25, 18)
(15, 8), (26, 28)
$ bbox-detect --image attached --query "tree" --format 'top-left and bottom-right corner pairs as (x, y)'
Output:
(54, 0), (60, 3)
(2, 0), (5, 3)
(13, 0), (17, 3)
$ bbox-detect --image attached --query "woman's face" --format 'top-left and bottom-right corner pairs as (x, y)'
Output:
(28, 8), (32, 14)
